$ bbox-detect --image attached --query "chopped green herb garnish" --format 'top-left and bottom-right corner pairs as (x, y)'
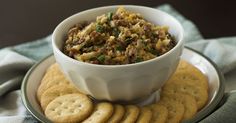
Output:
(97, 54), (105, 63)
(96, 24), (104, 33)
(107, 12), (113, 21)
(135, 57), (143, 63)
(116, 45), (125, 51)
(149, 48), (159, 56)
(113, 28), (120, 37)
(125, 37), (133, 44)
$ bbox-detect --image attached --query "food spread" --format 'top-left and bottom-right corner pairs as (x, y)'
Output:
(63, 7), (176, 65)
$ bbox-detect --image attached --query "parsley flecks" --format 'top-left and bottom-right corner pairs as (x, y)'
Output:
(149, 48), (159, 56)
(96, 24), (104, 33)
(107, 12), (113, 21)
(116, 45), (125, 51)
(113, 28), (120, 37)
(125, 37), (133, 44)
(97, 54), (105, 63)
(135, 57), (143, 63)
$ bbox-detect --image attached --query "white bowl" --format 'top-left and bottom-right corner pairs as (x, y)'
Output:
(52, 5), (184, 101)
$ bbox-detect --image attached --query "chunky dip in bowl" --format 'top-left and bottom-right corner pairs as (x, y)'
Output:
(52, 5), (184, 101)
(64, 7), (176, 65)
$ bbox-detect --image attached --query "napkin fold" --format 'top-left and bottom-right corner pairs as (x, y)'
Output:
(1, 4), (236, 123)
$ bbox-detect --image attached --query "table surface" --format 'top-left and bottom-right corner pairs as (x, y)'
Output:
(1, 0), (236, 48)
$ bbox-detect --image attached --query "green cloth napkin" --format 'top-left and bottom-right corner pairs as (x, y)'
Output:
(1, 4), (236, 123)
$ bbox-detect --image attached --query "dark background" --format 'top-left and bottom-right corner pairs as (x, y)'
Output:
(1, 0), (236, 48)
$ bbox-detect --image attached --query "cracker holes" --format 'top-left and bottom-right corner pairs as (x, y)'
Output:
(192, 91), (197, 96)
(50, 108), (56, 112)
(57, 102), (63, 105)
(72, 110), (76, 113)
(173, 110), (177, 113)
(63, 106), (68, 109)
(55, 82), (60, 85)
(69, 109), (74, 112)
(167, 106), (172, 110)
(195, 98), (199, 101)
(57, 111), (62, 116)
(75, 104), (82, 108)
(71, 100), (76, 103)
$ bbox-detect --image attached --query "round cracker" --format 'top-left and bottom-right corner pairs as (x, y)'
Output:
(40, 63), (63, 85)
(37, 63), (73, 102)
(136, 107), (152, 123)
(176, 60), (189, 70)
(158, 97), (185, 123)
(37, 74), (72, 102)
(169, 60), (208, 90)
(40, 84), (81, 111)
(161, 92), (197, 120)
(148, 104), (168, 123)
(37, 76), (70, 101)
(82, 102), (114, 123)
(45, 93), (93, 123)
(162, 81), (208, 110)
(107, 104), (125, 123)
(120, 105), (140, 123)
(171, 71), (208, 90)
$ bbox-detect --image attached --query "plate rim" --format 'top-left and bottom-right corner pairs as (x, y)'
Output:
(21, 54), (53, 123)
(182, 47), (225, 123)
(21, 47), (225, 123)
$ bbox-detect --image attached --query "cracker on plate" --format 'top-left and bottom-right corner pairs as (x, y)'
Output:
(157, 97), (185, 123)
(45, 93), (93, 123)
(148, 104), (168, 123)
(37, 63), (72, 102)
(82, 102), (114, 123)
(120, 105), (140, 123)
(161, 92), (197, 120)
(136, 107), (152, 123)
(107, 104), (125, 123)
(40, 84), (81, 111)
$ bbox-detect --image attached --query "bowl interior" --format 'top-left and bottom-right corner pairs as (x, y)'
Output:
(21, 48), (224, 123)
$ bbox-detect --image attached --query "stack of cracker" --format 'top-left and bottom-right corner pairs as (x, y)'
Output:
(37, 60), (208, 123)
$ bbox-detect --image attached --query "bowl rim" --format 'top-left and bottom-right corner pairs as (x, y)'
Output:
(52, 5), (184, 68)
(21, 47), (225, 123)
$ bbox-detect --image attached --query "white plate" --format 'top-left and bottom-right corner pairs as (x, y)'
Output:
(21, 47), (225, 123)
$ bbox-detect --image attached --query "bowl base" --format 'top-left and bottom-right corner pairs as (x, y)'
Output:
(92, 89), (161, 106)
(134, 89), (160, 106)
